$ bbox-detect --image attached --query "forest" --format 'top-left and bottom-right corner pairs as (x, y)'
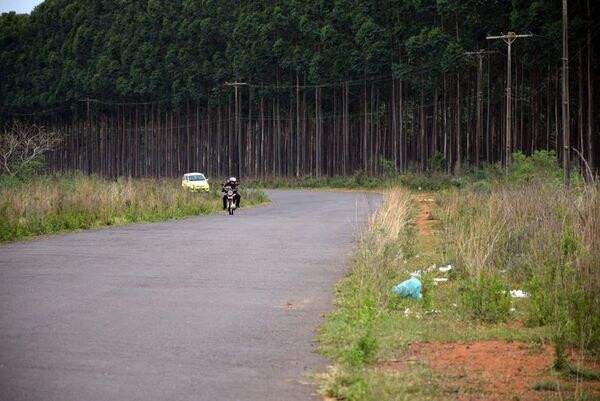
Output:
(0, 0), (598, 178)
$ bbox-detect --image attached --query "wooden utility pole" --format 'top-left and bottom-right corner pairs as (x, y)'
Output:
(225, 82), (248, 178)
(487, 32), (533, 166)
(561, 0), (571, 186)
(465, 50), (498, 167)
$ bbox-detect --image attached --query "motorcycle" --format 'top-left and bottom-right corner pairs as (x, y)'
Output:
(223, 185), (237, 215)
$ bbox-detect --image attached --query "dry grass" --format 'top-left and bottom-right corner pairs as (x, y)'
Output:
(0, 173), (267, 241)
(354, 188), (415, 308)
(440, 182), (600, 352)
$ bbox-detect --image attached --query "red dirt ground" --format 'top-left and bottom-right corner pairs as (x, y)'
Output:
(392, 341), (600, 401)
(413, 193), (437, 236)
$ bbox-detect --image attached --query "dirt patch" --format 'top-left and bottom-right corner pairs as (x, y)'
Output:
(413, 193), (437, 236)
(395, 341), (600, 400)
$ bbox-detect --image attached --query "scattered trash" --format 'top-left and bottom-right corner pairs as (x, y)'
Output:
(438, 264), (452, 273)
(426, 309), (441, 314)
(410, 270), (424, 277)
(392, 277), (422, 301)
(509, 290), (530, 298)
(510, 307), (517, 312)
(404, 307), (411, 317)
(427, 264), (437, 272)
(433, 277), (449, 283)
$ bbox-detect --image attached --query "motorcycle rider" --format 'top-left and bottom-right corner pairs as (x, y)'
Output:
(222, 177), (241, 209)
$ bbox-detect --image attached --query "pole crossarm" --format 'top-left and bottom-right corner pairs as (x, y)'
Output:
(486, 32), (534, 40)
(464, 50), (500, 56)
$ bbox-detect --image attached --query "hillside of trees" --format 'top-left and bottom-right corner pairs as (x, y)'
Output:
(0, 0), (598, 178)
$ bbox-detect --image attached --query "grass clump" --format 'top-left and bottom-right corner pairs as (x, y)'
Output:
(0, 172), (268, 241)
(563, 363), (600, 381)
(532, 381), (560, 391)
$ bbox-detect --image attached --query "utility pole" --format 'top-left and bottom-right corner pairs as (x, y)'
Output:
(561, 0), (570, 186)
(225, 82), (248, 179)
(464, 50), (498, 167)
(487, 32), (533, 166)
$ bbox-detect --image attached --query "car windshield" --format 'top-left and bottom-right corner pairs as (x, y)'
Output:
(188, 174), (205, 181)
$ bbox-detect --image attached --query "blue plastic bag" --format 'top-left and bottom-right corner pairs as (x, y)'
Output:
(391, 277), (422, 301)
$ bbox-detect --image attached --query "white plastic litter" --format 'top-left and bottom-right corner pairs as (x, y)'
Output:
(438, 264), (452, 273)
(410, 270), (424, 277)
(433, 277), (449, 283)
(510, 290), (530, 298)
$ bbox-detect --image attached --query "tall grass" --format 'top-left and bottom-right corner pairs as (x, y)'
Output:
(0, 172), (268, 242)
(440, 182), (600, 357)
(317, 189), (414, 400)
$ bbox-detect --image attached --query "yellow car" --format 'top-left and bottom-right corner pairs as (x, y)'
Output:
(182, 172), (210, 192)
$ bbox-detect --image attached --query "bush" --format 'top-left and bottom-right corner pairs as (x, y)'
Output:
(343, 328), (379, 367)
(506, 150), (562, 185)
(471, 179), (492, 194)
(428, 151), (447, 172)
(462, 273), (511, 323)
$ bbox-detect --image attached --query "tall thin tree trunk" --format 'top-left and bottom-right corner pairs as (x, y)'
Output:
(420, 87), (426, 171)
(296, 72), (301, 177)
(586, 0), (593, 171)
(455, 73), (461, 174)
(578, 50), (584, 171)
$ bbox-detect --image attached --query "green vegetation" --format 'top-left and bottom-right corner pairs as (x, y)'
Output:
(1, 0), (597, 179)
(2, 0), (589, 112)
(317, 152), (600, 400)
(0, 172), (267, 242)
(532, 381), (560, 392)
(244, 150), (578, 192)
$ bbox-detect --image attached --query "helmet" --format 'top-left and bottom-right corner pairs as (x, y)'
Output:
(229, 177), (237, 183)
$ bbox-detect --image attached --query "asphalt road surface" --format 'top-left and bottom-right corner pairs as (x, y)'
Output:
(0, 190), (381, 401)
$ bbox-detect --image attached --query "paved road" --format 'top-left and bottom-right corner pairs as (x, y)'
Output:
(0, 190), (381, 401)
